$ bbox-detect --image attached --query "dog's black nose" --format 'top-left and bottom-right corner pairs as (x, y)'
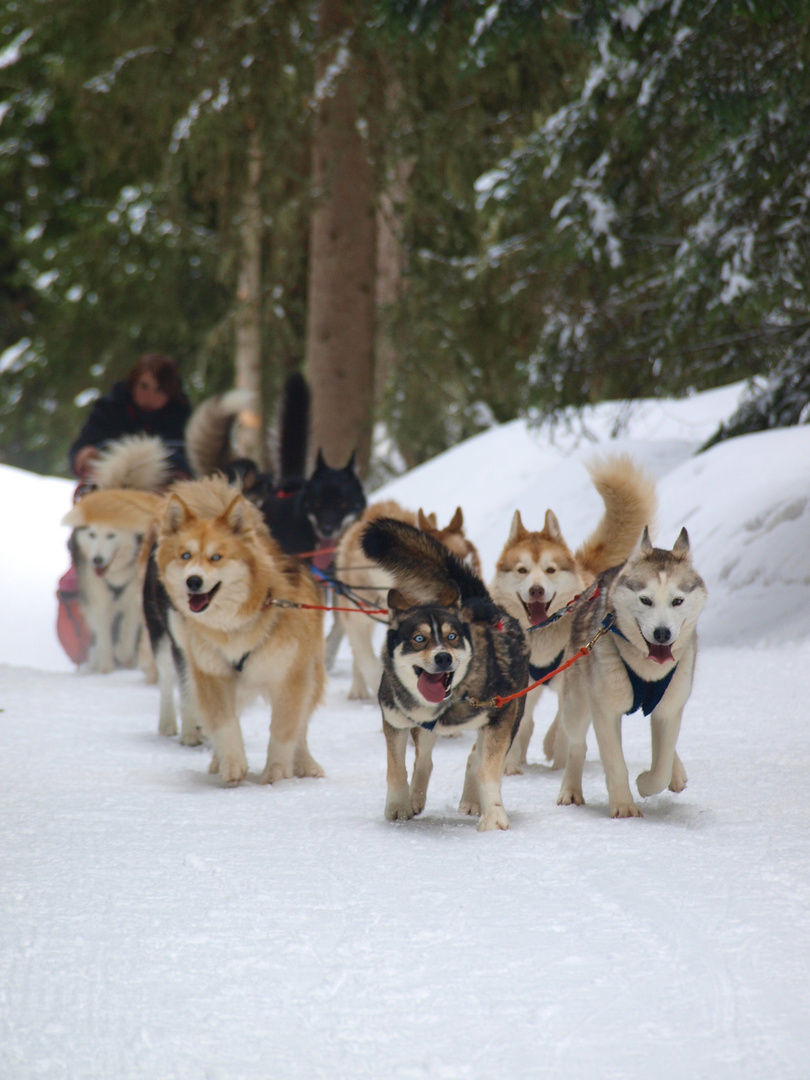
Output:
(186, 575), (204, 593)
(93, 556), (105, 566)
(653, 626), (671, 644)
(433, 651), (453, 671)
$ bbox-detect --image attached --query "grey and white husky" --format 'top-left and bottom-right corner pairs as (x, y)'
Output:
(556, 526), (707, 818)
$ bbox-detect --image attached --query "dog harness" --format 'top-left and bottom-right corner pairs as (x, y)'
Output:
(605, 618), (677, 716)
(529, 651), (564, 684)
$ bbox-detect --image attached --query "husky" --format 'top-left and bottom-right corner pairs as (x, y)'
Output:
(489, 455), (657, 773)
(335, 500), (483, 698)
(147, 475), (325, 785)
(362, 518), (529, 832)
(62, 489), (163, 673)
(556, 527), (707, 818)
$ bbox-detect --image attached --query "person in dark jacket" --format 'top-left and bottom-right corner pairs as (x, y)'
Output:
(69, 353), (192, 480)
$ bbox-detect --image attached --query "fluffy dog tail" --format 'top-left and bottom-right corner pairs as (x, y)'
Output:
(277, 372), (310, 485)
(362, 517), (490, 607)
(89, 435), (171, 491)
(576, 454), (658, 576)
(185, 389), (256, 477)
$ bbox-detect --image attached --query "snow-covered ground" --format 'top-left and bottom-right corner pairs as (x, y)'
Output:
(2, 382), (810, 1079)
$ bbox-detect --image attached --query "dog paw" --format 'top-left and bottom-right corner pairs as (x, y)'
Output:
(179, 730), (203, 747)
(669, 762), (688, 793)
(636, 770), (665, 798)
(611, 802), (643, 818)
(477, 807), (510, 832)
(219, 756), (248, 785)
(409, 793), (426, 816)
(557, 789), (584, 806)
(502, 760), (523, 776)
(259, 761), (293, 784)
(158, 717), (178, 738)
(458, 799), (480, 817)
(293, 754), (325, 779)
(385, 801), (413, 821)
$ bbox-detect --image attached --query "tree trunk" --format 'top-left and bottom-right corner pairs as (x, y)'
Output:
(233, 126), (265, 467)
(304, 0), (376, 477)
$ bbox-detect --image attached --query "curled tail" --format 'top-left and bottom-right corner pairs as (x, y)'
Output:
(277, 372), (310, 485)
(89, 435), (171, 491)
(361, 517), (490, 606)
(185, 389), (256, 477)
(576, 454), (658, 576)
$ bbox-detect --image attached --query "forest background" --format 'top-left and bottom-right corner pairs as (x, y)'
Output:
(1, 0), (807, 480)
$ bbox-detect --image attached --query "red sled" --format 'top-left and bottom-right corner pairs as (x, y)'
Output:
(56, 565), (91, 665)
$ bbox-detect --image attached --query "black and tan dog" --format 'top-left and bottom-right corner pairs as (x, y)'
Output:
(361, 518), (529, 832)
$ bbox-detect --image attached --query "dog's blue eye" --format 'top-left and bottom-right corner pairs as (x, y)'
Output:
(447, 633), (457, 641)
(181, 552), (191, 560)
(210, 554), (221, 562)
(413, 634), (425, 643)
(640, 596), (653, 606)
(672, 597), (684, 607)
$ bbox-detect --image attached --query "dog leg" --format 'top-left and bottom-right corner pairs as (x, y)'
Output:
(383, 717), (412, 820)
(504, 685), (541, 774)
(471, 716), (514, 831)
(542, 702), (569, 770)
(557, 682), (589, 806)
(637, 708), (684, 798)
(262, 671), (323, 784)
(113, 588), (141, 668)
(193, 667), (246, 784)
(410, 727), (437, 815)
(155, 637), (178, 737)
(324, 614), (343, 672)
(87, 597), (115, 674)
(591, 705), (641, 818)
(176, 647), (203, 747)
(459, 740), (482, 818)
(346, 614), (381, 701)
(669, 751), (688, 793)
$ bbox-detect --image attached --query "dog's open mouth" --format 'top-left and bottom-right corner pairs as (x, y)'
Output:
(520, 595), (549, 627)
(414, 666), (454, 704)
(647, 642), (674, 664)
(93, 565), (109, 578)
(187, 582), (220, 614)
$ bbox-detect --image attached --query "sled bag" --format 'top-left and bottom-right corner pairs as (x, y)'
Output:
(56, 565), (91, 665)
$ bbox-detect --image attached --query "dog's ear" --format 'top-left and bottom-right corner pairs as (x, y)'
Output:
(315, 449), (327, 471)
(61, 505), (85, 527)
(672, 527), (690, 558)
(636, 525), (654, 555)
(221, 494), (251, 535)
(446, 507), (464, 532)
(387, 588), (415, 613)
(343, 449), (358, 472)
(417, 508), (438, 531)
(438, 581), (461, 607)
(508, 509), (527, 543)
(164, 494), (192, 534)
(543, 509), (563, 542)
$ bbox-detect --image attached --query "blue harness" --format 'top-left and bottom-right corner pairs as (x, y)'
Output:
(605, 617), (677, 716)
(529, 651), (564, 684)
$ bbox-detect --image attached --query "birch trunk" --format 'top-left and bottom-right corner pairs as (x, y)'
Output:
(233, 127), (265, 467)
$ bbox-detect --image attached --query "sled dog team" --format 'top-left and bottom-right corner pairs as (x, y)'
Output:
(63, 433), (707, 832)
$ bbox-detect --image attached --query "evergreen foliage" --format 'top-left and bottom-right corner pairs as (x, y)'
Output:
(0, 1), (807, 474)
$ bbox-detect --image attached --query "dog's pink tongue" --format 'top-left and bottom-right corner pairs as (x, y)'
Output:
(417, 671), (447, 703)
(93, 565), (107, 577)
(313, 539), (334, 571)
(529, 601), (548, 626)
(188, 593), (209, 613)
(647, 643), (674, 664)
